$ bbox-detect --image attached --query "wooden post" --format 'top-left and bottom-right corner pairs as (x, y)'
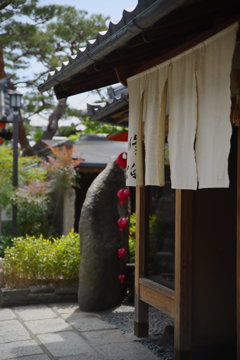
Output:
(174, 189), (193, 360)
(237, 126), (240, 360)
(134, 184), (149, 337)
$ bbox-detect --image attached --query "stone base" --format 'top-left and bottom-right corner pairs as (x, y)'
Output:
(0, 286), (77, 307)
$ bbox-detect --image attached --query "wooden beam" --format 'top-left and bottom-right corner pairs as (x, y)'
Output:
(139, 278), (174, 317)
(134, 17), (240, 77)
(174, 190), (193, 359)
(114, 66), (128, 86)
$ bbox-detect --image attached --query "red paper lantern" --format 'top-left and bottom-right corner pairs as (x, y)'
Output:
(116, 152), (127, 169)
(117, 248), (126, 258)
(117, 217), (128, 231)
(118, 274), (125, 284)
(117, 188), (130, 205)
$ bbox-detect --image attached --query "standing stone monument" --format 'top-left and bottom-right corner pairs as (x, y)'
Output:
(78, 159), (128, 311)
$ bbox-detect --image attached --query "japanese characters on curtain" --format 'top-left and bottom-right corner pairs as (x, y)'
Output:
(126, 22), (238, 189)
(127, 65), (168, 186)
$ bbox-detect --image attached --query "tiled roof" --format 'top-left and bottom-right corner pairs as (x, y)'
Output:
(38, 0), (240, 99)
(43, 135), (128, 167)
(38, 0), (185, 94)
(87, 85), (128, 125)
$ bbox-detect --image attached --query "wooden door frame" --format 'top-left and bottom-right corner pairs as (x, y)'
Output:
(134, 186), (193, 356)
(174, 190), (193, 359)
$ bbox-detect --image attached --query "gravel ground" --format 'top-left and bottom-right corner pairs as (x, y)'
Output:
(99, 303), (174, 360)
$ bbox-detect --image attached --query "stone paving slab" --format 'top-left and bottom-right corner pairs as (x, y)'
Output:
(0, 303), (160, 360)
(14, 305), (57, 321)
(0, 339), (43, 360)
(0, 319), (31, 343)
(82, 329), (134, 345)
(63, 313), (117, 331)
(24, 318), (70, 334)
(0, 308), (16, 320)
(49, 303), (79, 314)
(13, 356), (50, 360)
(58, 355), (105, 360)
(61, 309), (102, 320)
(37, 331), (95, 357)
(98, 341), (160, 360)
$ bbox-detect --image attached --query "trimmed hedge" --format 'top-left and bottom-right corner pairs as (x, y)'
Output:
(3, 230), (80, 288)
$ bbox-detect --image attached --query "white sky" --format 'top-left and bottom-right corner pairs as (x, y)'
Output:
(39, 0), (138, 22)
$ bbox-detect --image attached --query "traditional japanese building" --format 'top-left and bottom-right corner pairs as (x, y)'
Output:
(39, 1), (240, 358)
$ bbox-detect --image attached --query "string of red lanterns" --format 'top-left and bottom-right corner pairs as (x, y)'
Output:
(116, 152), (129, 284)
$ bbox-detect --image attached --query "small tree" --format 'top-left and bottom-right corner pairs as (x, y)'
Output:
(42, 144), (84, 191)
(0, 144), (46, 234)
(8, 144), (84, 237)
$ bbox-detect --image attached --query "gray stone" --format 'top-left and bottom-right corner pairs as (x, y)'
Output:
(37, 331), (94, 357)
(12, 355), (50, 360)
(98, 341), (159, 360)
(1, 288), (30, 296)
(78, 159), (128, 311)
(24, 318), (70, 334)
(0, 320), (31, 343)
(61, 354), (105, 360)
(0, 288), (30, 307)
(0, 288), (78, 308)
(0, 340), (43, 360)
(0, 308), (16, 320)
(82, 329), (132, 345)
(61, 309), (102, 321)
(29, 285), (55, 294)
(63, 313), (117, 331)
(54, 287), (77, 295)
(49, 303), (79, 314)
(14, 305), (56, 321)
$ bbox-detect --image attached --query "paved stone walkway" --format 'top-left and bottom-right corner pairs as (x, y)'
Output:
(0, 303), (159, 360)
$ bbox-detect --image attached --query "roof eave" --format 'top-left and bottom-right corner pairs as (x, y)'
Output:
(38, 0), (186, 93)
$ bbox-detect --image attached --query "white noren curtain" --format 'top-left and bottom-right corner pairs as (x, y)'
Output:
(126, 22), (238, 189)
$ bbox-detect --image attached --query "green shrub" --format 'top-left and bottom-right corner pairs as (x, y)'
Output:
(3, 230), (80, 288)
(0, 234), (13, 257)
(128, 213), (157, 264)
(12, 187), (53, 237)
(129, 213), (136, 264)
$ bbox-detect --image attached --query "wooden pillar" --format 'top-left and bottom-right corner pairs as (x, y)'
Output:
(134, 185), (149, 337)
(237, 126), (240, 360)
(174, 189), (193, 360)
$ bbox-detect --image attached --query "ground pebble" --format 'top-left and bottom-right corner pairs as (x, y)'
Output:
(99, 304), (174, 360)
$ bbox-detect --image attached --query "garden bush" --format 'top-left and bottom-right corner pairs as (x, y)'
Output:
(3, 230), (80, 288)
(0, 234), (12, 257)
(129, 213), (136, 264)
(128, 213), (157, 264)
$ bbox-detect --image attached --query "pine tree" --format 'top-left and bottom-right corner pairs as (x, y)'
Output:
(0, 0), (109, 154)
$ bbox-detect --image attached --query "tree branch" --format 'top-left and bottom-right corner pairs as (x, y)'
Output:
(0, 0), (12, 10)
(23, 98), (68, 156)
(13, 69), (51, 87)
